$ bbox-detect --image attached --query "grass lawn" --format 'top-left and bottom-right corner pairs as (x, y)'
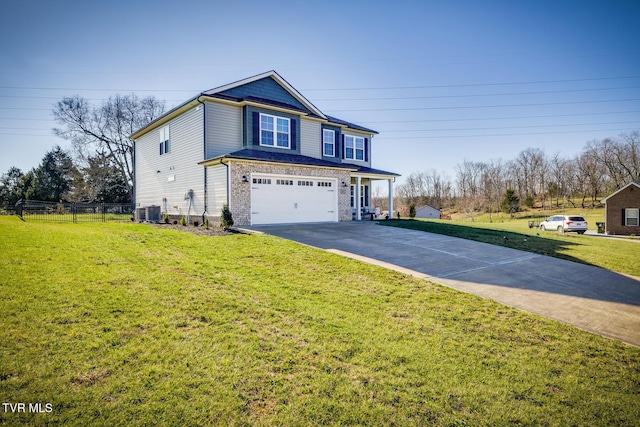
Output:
(1, 217), (639, 426)
(381, 216), (640, 278)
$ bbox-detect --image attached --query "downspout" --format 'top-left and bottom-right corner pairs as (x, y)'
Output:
(132, 140), (136, 207)
(221, 159), (230, 207)
(197, 97), (208, 223)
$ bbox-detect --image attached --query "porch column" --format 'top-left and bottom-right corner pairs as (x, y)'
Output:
(355, 176), (361, 220)
(388, 178), (394, 219)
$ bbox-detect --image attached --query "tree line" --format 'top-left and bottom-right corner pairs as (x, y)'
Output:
(393, 130), (640, 217)
(0, 94), (164, 211)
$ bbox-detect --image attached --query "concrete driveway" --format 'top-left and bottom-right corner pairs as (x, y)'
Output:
(249, 222), (640, 347)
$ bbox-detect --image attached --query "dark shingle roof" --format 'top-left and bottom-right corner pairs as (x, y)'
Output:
(206, 149), (398, 177)
(325, 115), (378, 134)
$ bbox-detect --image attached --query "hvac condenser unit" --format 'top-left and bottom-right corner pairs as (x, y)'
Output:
(135, 207), (146, 222)
(145, 205), (161, 223)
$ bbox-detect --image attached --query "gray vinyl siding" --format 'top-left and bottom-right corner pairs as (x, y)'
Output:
(205, 101), (242, 158)
(207, 163), (228, 215)
(218, 76), (310, 113)
(300, 119), (321, 159)
(134, 106), (205, 217)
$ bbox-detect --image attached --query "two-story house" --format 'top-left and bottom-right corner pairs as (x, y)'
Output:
(131, 71), (399, 226)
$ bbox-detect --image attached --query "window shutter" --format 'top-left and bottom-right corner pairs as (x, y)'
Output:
(342, 134), (345, 159)
(290, 118), (297, 150)
(364, 138), (369, 162)
(622, 209), (626, 226)
(252, 112), (260, 146)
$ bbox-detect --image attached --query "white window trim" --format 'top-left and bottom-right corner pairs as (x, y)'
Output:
(159, 125), (170, 155)
(323, 129), (335, 157)
(344, 135), (365, 161)
(260, 113), (290, 149)
(626, 208), (639, 226)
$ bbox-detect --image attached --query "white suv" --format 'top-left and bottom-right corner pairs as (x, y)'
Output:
(539, 215), (588, 234)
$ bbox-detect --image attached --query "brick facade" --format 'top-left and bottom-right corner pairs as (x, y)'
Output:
(227, 160), (352, 226)
(604, 183), (640, 235)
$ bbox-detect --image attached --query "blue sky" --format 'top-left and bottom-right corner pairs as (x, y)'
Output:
(1, 0), (639, 186)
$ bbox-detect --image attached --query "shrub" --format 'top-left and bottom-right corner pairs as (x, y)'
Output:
(162, 214), (170, 224)
(501, 189), (520, 218)
(221, 204), (234, 228)
(180, 216), (187, 226)
(204, 218), (210, 229)
(409, 203), (416, 218)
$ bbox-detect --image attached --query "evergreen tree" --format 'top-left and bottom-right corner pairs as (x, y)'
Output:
(501, 189), (520, 218)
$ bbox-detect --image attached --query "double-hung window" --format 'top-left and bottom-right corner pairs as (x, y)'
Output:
(344, 135), (364, 161)
(323, 129), (335, 157)
(626, 208), (639, 226)
(159, 125), (170, 155)
(260, 113), (290, 148)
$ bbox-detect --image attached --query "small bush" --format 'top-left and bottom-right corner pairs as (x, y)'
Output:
(204, 218), (210, 229)
(409, 203), (416, 218)
(221, 204), (234, 228)
(180, 216), (187, 226)
(162, 214), (170, 224)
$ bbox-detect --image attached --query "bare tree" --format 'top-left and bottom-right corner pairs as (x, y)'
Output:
(52, 94), (165, 200)
(617, 131), (640, 183)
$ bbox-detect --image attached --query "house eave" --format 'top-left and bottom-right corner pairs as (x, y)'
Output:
(199, 155), (358, 172)
(130, 96), (202, 140)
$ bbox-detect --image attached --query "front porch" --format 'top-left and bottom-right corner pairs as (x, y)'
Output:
(350, 172), (396, 221)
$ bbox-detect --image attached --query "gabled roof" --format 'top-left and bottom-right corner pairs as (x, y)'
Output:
(326, 115), (378, 135)
(202, 70), (327, 120)
(130, 71), (378, 139)
(601, 181), (640, 203)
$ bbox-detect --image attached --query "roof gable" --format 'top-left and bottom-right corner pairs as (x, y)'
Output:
(202, 71), (326, 119)
(601, 181), (640, 203)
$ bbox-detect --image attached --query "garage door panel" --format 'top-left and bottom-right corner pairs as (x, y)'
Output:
(251, 175), (337, 225)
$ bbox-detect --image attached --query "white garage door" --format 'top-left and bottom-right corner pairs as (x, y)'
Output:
(251, 174), (338, 225)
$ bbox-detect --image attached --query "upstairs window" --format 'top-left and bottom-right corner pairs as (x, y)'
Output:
(323, 129), (335, 157)
(159, 125), (170, 155)
(260, 113), (290, 148)
(344, 135), (364, 161)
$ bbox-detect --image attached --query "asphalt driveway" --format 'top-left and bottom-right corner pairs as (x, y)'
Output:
(249, 221), (640, 347)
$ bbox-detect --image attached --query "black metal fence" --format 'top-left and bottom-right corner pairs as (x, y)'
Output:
(15, 200), (134, 223)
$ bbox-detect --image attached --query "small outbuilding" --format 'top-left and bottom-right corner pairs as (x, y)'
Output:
(600, 180), (640, 235)
(415, 205), (441, 219)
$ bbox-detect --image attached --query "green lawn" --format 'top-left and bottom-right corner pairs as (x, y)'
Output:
(1, 217), (639, 426)
(381, 217), (640, 278)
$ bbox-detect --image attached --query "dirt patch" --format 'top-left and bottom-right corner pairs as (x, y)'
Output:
(148, 222), (237, 236)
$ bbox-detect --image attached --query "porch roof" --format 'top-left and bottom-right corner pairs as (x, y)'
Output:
(199, 149), (400, 178)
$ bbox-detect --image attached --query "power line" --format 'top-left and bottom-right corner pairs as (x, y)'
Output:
(303, 75), (640, 91)
(2, 98), (639, 114)
(328, 98), (640, 112)
(357, 110), (640, 124)
(0, 117), (56, 121)
(0, 127), (51, 131)
(375, 127), (640, 140)
(380, 121), (640, 133)
(313, 86), (640, 102)
(1, 75), (640, 94)
(2, 85), (640, 103)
